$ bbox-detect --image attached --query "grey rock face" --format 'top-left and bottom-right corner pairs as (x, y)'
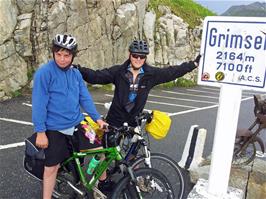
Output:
(0, 0), (201, 100)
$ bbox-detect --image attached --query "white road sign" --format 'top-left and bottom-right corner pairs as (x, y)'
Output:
(198, 16), (266, 91)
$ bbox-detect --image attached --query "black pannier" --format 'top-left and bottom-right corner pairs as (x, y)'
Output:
(23, 133), (45, 181)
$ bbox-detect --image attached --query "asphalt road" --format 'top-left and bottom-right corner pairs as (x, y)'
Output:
(0, 85), (264, 199)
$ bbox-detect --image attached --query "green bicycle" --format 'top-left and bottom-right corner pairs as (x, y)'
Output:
(52, 125), (175, 199)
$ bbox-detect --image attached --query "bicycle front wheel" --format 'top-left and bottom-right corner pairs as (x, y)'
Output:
(131, 153), (185, 199)
(232, 142), (256, 167)
(111, 168), (174, 199)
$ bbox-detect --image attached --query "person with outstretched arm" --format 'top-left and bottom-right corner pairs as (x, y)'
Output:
(75, 40), (201, 128)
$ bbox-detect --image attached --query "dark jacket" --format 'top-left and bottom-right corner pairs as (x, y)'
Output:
(79, 59), (196, 127)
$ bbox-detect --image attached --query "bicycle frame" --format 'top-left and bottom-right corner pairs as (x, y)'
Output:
(60, 146), (122, 191)
(102, 103), (153, 167)
(122, 114), (152, 167)
(57, 129), (167, 199)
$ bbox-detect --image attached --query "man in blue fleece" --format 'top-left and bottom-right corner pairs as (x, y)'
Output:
(32, 34), (107, 199)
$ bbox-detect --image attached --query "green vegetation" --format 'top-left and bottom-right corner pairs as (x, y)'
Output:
(88, 83), (114, 91)
(148, 0), (216, 28)
(11, 90), (22, 97)
(156, 81), (176, 89)
(99, 84), (113, 91)
(27, 67), (35, 80)
(174, 77), (196, 87)
(156, 77), (196, 89)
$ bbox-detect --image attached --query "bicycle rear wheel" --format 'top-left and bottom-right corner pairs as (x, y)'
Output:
(232, 142), (256, 167)
(111, 168), (174, 199)
(131, 152), (185, 199)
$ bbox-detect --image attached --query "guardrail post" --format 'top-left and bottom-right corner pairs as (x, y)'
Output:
(179, 125), (199, 169)
(179, 125), (206, 170)
(189, 128), (207, 170)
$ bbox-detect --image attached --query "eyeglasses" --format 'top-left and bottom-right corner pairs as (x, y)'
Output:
(131, 53), (146, 59)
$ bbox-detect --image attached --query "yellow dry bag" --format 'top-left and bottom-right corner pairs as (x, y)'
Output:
(145, 110), (171, 140)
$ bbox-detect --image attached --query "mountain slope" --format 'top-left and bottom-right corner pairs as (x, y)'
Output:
(221, 2), (266, 17)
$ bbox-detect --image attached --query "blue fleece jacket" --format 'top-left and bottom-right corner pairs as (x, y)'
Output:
(32, 60), (101, 133)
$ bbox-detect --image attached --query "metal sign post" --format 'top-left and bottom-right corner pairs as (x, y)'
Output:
(193, 16), (266, 198)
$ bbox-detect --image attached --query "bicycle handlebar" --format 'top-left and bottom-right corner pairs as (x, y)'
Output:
(106, 125), (136, 137)
(105, 111), (153, 134)
(102, 111), (153, 145)
(135, 111), (153, 125)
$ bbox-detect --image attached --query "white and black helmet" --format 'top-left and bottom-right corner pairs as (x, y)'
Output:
(52, 34), (78, 54)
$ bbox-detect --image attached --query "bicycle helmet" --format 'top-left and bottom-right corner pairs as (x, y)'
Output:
(145, 110), (171, 140)
(52, 34), (78, 55)
(129, 40), (149, 55)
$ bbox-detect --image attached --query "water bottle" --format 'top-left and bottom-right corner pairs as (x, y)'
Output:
(86, 155), (100, 175)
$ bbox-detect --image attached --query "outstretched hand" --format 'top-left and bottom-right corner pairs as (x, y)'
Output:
(193, 54), (201, 67)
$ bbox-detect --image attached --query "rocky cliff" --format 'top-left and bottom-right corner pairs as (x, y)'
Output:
(0, 0), (202, 101)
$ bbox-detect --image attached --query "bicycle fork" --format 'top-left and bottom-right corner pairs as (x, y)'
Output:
(127, 166), (143, 199)
(140, 146), (168, 194)
(143, 146), (152, 168)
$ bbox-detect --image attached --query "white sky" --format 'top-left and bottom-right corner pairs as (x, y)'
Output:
(193, 0), (265, 14)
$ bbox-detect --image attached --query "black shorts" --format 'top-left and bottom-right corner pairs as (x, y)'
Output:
(44, 124), (102, 167)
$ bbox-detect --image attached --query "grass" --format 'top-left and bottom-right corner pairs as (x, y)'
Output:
(87, 77), (196, 91)
(148, 0), (216, 28)
(156, 77), (196, 89)
(174, 77), (197, 87)
(88, 83), (114, 91)
(27, 67), (35, 80)
(11, 90), (22, 97)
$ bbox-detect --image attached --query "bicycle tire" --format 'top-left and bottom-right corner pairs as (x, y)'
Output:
(232, 141), (256, 167)
(111, 167), (175, 199)
(131, 153), (185, 199)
